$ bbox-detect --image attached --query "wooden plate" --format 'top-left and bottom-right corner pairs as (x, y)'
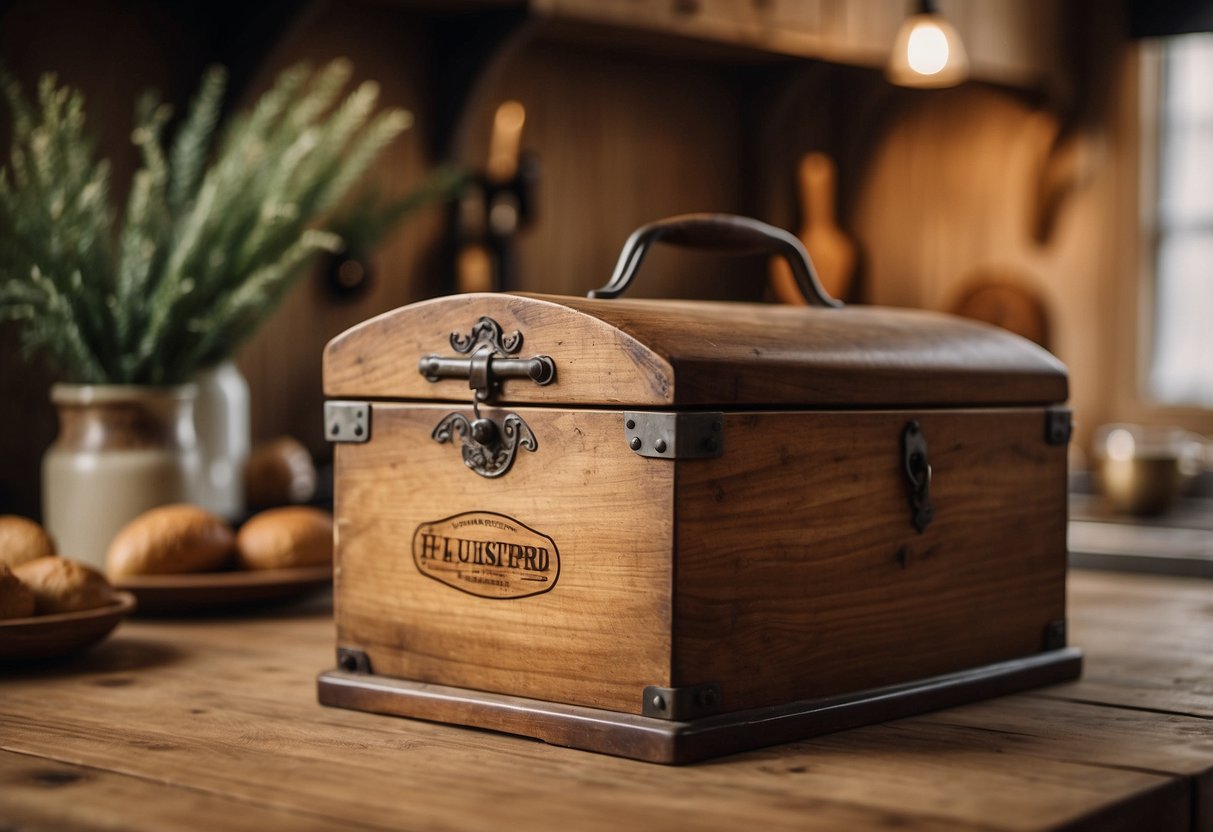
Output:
(0, 591), (136, 661)
(113, 566), (332, 615)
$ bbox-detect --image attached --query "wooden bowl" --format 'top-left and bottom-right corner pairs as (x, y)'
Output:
(0, 591), (136, 662)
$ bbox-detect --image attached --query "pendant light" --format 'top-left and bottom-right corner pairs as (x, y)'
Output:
(887, 0), (970, 88)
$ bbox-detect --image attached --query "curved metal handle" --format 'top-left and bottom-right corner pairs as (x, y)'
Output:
(587, 213), (843, 307)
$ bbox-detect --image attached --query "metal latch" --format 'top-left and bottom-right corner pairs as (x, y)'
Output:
(432, 404), (537, 479)
(901, 420), (934, 533)
(624, 412), (724, 459)
(326, 401), (371, 443)
(419, 316), (555, 402)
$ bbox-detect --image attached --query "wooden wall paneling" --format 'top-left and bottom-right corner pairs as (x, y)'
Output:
(749, 63), (842, 250)
(232, 3), (449, 458)
(0, 0), (216, 518)
(850, 85), (1116, 450)
(751, 61), (900, 304)
(451, 28), (765, 301)
(0, 331), (55, 517)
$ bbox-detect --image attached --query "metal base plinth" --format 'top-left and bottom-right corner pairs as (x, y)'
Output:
(317, 648), (1082, 764)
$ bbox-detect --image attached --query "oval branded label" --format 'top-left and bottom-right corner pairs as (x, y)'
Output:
(412, 511), (560, 599)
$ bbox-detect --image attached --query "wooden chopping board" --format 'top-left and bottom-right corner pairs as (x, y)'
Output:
(950, 273), (1051, 349)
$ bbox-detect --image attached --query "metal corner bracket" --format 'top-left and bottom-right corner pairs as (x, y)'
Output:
(326, 401), (371, 444)
(624, 411), (724, 460)
(643, 681), (723, 720)
(1042, 619), (1067, 651)
(1044, 407), (1072, 446)
(336, 647), (373, 674)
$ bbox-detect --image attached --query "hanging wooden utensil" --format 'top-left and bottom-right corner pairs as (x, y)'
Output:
(770, 152), (858, 304)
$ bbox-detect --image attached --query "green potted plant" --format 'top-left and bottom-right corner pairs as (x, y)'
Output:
(0, 59), (414, 565)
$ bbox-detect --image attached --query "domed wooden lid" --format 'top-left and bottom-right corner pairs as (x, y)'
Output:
(324, 293), (1067, 408)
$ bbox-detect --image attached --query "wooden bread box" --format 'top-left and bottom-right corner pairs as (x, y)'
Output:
(317, 215), (1081, 764)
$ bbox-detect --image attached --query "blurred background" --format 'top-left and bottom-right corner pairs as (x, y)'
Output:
(1, 0), (1211, 546)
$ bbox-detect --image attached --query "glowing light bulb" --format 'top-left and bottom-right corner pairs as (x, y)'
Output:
(907, 20), (950, 76)
(886, 10), (969, 89)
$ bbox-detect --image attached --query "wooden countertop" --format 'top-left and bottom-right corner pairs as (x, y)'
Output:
(2, 569), (1211, 831)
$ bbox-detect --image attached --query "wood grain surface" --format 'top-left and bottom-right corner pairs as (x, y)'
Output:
(330, 403), (1064, 720)
(1043, 570), (1213, 719)
(324, 293), (1068, 407)
(323, 293), (675, 406)
(1, 571), (1210, 831)
(333, 403), (674, 712)
(674, 408), (1067, 709)
(317, 650), (1081, 765)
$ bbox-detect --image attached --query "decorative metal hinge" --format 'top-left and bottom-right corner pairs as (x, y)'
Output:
(325, 401), (371, 443)
(336, 647), (373, 674)
(642, 681), (723, 720)
(419, 316), (556, 402)
(624, 412), (724, 459)
(1045, 407), (1073, 446)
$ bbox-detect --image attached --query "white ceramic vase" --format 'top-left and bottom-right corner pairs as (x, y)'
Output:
(41, 384), (202, 570)
(193, 360), (251, 520)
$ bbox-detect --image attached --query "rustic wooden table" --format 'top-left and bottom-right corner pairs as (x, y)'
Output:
(2, 569), (1210, 831)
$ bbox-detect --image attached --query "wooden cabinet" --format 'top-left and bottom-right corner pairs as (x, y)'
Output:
(531, 0), (1064, 88)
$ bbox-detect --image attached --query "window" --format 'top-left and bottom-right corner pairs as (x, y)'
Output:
(1149, 34), (1213, 407)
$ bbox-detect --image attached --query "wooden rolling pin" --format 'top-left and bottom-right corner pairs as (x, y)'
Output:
(770, 152), (857, 304)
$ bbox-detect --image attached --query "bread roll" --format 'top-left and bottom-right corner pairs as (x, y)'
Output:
(236, 506), (332, 570)
(14, 557), (113, 614)
(0, 564), (36, 619)
(244, 436), (317, 509)
(106, 504), (234, 579)
(0, 515), (56, 569)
